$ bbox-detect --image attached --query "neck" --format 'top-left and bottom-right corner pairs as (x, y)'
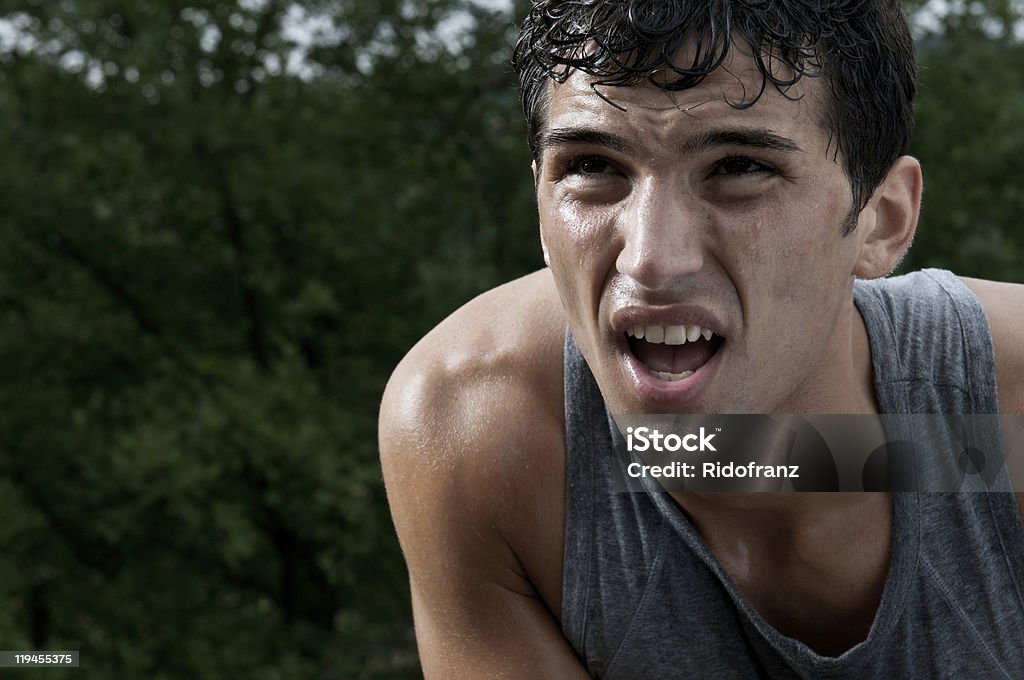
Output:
(670, 291), (884, 519)
(779, 292), (879, 414)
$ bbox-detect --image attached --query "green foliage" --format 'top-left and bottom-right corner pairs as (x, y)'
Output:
(903, 0), (1024, 280)
(0, 0), (535, 677)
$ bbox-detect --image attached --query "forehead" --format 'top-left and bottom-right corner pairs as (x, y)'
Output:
(544, 47), (828, 150)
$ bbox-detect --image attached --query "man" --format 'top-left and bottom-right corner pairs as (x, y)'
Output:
(379, 1), (1024, 677)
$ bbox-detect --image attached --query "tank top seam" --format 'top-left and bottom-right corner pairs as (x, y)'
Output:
(854, 278), (977, 398)
(984, 492), (1024, 617)
(602, 520), (672, 677)
(783, 492), (921, 673)
(885, 492), (921, 644)
(602, 515), (778, 680)
(853, 282), (923, 660)
(921, 269), (985, 412)
(876, 378), (969, 389)
(919, 553), (1014, 680)
(561, 328), (597, 661)
(853, 282), (910, 410)
(573, 437), (596, 660)
(918, 274), (1024, 618)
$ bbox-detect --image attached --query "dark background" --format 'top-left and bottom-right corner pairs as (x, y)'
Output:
(0, 0), (1020, 677)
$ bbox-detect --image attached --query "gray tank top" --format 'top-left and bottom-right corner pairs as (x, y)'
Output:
(561, 269), (1024, 678)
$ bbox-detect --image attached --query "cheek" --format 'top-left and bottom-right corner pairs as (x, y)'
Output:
(548, 199), (620, 254)
(721, 196), (855, 336)
(540, 197), (626, 354)
(762, 193), (855, 278)
(541, 196), (622, 284)
(539, 202), (598, 315)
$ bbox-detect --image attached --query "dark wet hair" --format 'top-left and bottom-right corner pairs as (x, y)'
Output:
(512, 0), (917, 234)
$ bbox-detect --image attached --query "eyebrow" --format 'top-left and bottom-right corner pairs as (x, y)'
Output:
(537, 126), (804, 157)
(537, 128), (636, 155)
(686, 129), (803, 154)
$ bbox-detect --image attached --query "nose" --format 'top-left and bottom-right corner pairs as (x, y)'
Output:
(615, 177), (706, 292)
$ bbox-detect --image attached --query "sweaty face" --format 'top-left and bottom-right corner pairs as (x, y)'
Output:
(536, 50), (875, 415)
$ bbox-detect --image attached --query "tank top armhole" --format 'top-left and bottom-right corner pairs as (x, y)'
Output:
(853, 269), (1000, 414)
(853, 281), (909, 413)
(921, 269), (1000, 414)
(561, 328), (595, 657)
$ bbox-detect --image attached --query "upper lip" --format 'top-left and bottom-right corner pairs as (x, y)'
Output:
(610, 304), (727, 338)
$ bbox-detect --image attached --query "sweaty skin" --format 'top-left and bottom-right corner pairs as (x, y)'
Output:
(380, 48), (1024, 677)
(535, 55), (904, 417)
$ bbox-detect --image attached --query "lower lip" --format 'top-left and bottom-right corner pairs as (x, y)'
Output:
(618, 336), (724, 408)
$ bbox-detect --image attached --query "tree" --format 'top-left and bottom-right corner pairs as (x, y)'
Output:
(0, 0), (536, 676)
(902, 0), (1024, 281)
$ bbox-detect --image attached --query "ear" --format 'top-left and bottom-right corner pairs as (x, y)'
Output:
(852, 156), (922, 279)
(533, 160), (551, 267)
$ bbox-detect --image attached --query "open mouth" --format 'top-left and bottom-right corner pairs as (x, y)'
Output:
(625, 324), (725, 382)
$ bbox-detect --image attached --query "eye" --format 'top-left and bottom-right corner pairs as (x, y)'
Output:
(568, 156), (618, 176)
(711, 156), (775, 177)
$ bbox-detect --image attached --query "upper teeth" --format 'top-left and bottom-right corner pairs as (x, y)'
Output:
(626, 324), (715, 345)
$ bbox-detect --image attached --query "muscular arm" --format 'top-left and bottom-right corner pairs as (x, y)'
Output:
(379, 272), (589, 678)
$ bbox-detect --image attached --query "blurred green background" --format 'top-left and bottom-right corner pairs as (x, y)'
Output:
(0, 0), (1020, 677)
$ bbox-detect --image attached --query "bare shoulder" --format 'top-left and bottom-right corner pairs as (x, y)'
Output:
(960, 276), (1024, 414)
(379, 268), (567, 522)
(378, 269), (587, 675)
(380, 267), (567, 472)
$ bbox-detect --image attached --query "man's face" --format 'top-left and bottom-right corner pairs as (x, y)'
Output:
(535, 49), (875, 414)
